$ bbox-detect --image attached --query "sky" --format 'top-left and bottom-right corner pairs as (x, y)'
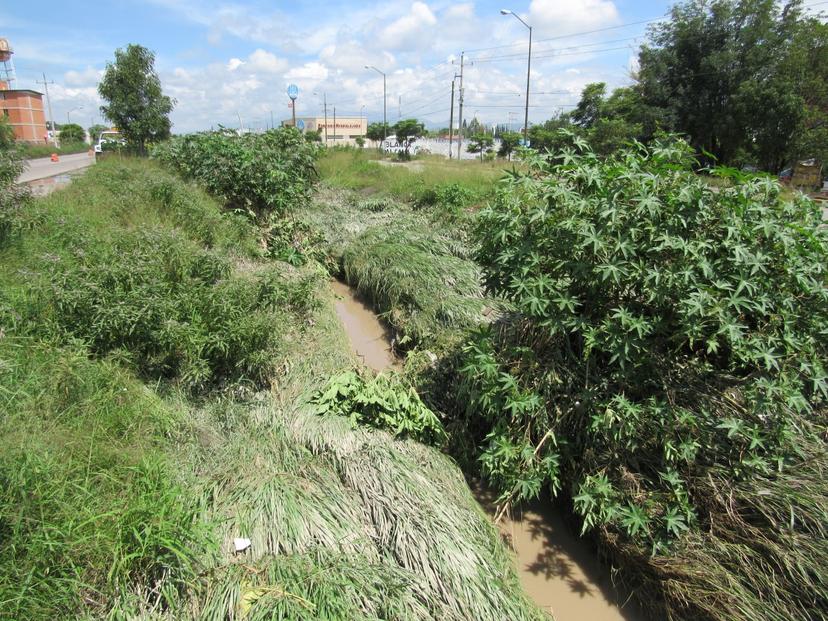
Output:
(2, 0), (827, 132)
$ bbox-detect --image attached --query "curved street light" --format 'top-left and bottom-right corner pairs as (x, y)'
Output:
(500, 9), (532, 145)
(365, 65), (387, 144)
(67, 105), (83, 125)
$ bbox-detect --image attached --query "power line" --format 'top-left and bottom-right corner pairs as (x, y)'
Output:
(463, 15), (666, 54)
(472, 44), (637, 64)
(471, 34), (645, 62)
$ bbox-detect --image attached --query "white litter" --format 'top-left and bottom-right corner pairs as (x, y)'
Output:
(233, 537), (252, 553)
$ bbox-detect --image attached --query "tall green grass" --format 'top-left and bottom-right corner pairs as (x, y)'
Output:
(0, 156), (547, 619)
(0, 337), (211, 619)
(317, 149), (505, 202)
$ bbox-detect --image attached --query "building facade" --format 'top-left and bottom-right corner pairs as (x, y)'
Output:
(1, 89), (48, 143)
(1, 37), (48, 143)
(283, 116), (367, 146)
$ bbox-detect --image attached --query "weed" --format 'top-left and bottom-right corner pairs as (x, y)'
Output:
(310, 369), (446, 445)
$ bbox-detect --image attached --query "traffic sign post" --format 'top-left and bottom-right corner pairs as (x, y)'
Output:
(287, 84), (299, 127)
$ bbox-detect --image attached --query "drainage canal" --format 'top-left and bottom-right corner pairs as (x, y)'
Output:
(331, 279), (643, 620)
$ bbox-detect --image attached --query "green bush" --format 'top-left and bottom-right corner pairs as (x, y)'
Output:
(0, 338), (212, 619)
(414, 182), (477, 210)
(153, 127), (320, 222)
(310, 369), (446, 445)
(17, 228), (317, 392)
(453, 135), (828, 619)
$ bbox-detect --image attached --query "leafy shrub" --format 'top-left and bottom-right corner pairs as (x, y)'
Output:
(153, 127), (320, 222)
(414, 182), (477, 210)
(310, 370), (446, 445)
(453, 135), (828, 618)
(23, 228), (317, 392)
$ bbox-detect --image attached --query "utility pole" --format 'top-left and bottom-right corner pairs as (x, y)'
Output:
(332, 106), (336, 145)
(36, 73), (57, 146)
(501, 9), (532, 145)
(270, 110), (274, 130)
(365, 66), (387, 146)
(456, 53), (465, 160)
(448, 77), (456, 159)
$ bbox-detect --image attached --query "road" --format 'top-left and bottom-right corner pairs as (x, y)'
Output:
(17, 152), (96, 184)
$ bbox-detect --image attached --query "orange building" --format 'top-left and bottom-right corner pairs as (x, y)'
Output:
(1, 89), (48, 143)
(1, 37), (48, 143)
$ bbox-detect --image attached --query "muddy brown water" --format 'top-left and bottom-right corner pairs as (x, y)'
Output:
(330, 280), (399, 372)
(331, 280), (644, 620)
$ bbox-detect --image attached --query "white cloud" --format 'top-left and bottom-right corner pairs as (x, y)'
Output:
(284, 62), (329, 83)
(64, 67), (103, 87)
(247, 49), (288, 73)
(377, 2), (437, 50)
(227, 58), (245, 71)
(528, 0), (619, 34)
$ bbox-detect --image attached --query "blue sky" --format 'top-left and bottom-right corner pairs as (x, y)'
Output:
(2, 0), (826, 132)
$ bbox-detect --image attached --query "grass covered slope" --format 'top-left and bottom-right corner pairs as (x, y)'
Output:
(0, 157), (544, 620)
(300, 151), (504, 350)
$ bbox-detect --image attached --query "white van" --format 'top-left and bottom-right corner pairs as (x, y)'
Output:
(94, 130), (125, 153)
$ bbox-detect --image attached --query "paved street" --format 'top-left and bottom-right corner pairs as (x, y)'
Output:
(17, 151), (95, 183)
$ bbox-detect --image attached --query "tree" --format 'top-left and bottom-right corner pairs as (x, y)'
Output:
(392, 118), (424, 157)
(527, 114), (577, 153)
(466, 133), (493, 161)
(355, 136), (365, 148)
(497, 131), (522, 160)
(571, 82), (607, 129)
(0, 115), (14, 150)
(366, 122), (390, 143)
(88, 124), (109, 142)
(59, 123), (85, 143)
(98, 44), (174, 154)
(637, 0), (809, 170)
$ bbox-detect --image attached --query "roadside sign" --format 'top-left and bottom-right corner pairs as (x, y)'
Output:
(296, 119), (305, 130)
(287, 84), (299, 100)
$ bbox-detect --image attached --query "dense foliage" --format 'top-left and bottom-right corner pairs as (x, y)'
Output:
(528, 0), (827, 173)
(0, 118), (29, 244)
(153, 127), (320, 222)
(454, 135), (828, 618)
(58, 123), (85, 143)
(310, 369), (446, 444)
(98, 44), (174, 153)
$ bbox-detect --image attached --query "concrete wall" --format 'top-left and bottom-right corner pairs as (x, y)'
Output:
(1, 90), (48, 143)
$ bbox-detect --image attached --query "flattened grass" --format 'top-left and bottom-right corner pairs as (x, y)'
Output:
(0, 157), (546, 620)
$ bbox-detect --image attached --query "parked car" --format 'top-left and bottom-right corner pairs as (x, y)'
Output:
(94, 130), (126, 153)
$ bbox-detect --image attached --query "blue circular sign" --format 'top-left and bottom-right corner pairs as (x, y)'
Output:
(287, 84), (299, 100)
(295, 119), (305, 130)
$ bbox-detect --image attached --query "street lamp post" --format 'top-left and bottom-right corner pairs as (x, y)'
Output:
(500, 9), (532, 146)
(365, 65), (387, 145)
(67, 106), (83, 125)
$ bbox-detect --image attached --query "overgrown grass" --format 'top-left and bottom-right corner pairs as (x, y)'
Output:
(0, 337), (209, 618)
(0, 155), (546, 619)
(317, 148), (505, 203)
(297, 184), (498, 349)
(17, 141), (90, 159)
